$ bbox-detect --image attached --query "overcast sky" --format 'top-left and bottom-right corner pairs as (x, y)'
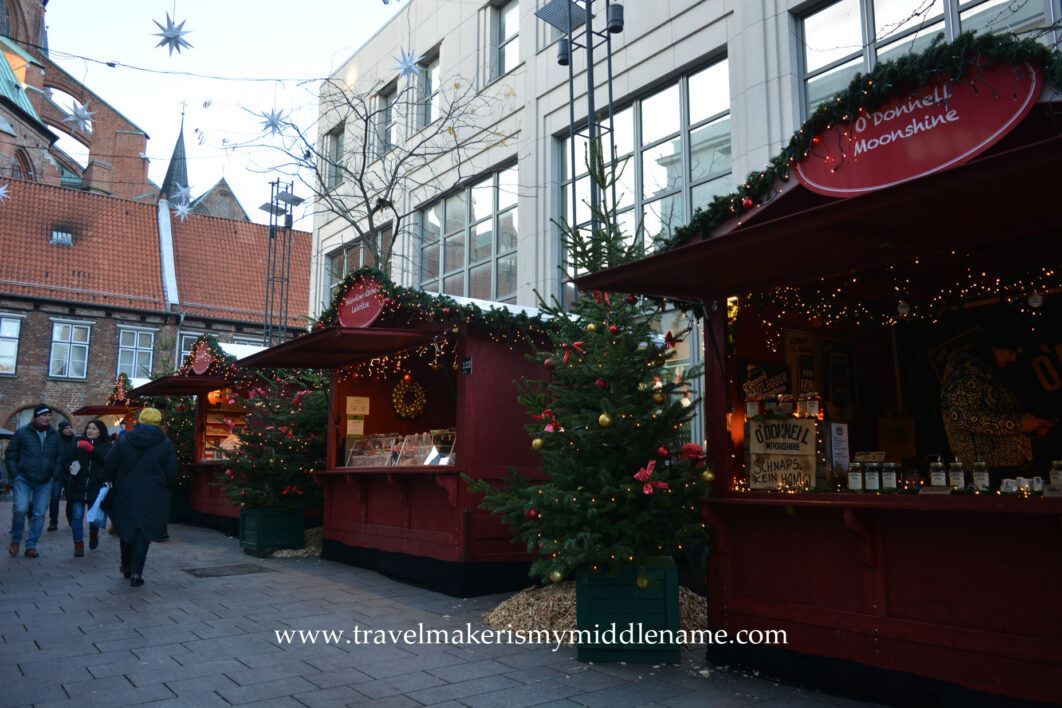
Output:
(45, 0), (405, 227)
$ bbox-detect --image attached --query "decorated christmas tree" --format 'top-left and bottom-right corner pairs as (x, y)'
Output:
(474, 142), (710, 585)
(216, 371), (328, 510)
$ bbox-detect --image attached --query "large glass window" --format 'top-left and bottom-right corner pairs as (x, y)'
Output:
(49, 321), (90, 379)
(561, 58), (731, 251)
(324, 123), (344, 190)
(800, 0), (1054, 112)
(419, 166), (518, 303)
(418, 56), (441, 130)
(0, 315), (20, 374)
(117, 328), (154, 379)
(495, 0), (520, 79)
(327, 227), (391, 299)
(176, 332), (202, 368)
(377, 87), (398, 157)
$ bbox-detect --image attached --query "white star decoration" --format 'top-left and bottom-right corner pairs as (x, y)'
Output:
(62, 101), (95, 134)
(153, 13), (193, 55)
(0, 184), (9, 204)
(256, 108), (286, 135)
(172, 183), (194, 204)
(392, 47), (424, 81)
(173, 200), (193, 222)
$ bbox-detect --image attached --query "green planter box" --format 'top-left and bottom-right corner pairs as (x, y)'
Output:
(239, 507), (304, 556)
(169, 485), (191, 523)
(576, 557), (681, 663)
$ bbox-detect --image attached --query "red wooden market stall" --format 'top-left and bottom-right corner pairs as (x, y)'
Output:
(129, 336), (262, 532)
(238, 272), (549, 595)
(71, 373), (143, 432)
(576, 52), (1062, 704)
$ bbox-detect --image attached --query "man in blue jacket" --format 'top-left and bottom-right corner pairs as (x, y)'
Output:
(6, 404), (62, 557)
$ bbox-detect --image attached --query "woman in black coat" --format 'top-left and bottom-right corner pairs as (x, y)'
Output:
(63, 418), (111, 556)
(103, 407), (178, 587)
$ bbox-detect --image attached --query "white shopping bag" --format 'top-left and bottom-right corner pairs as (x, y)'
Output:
(86, 485), (110, 526)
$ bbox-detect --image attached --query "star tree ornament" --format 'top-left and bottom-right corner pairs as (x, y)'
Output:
(62, 101), (95, 134)
(392, 47), (424, 81)
(153, 12), (193, 55)
(0, 183), (9, 204)
(173, 200), (193, 222)
(171, 183), (194, 204)
(256, 108), (286, 135)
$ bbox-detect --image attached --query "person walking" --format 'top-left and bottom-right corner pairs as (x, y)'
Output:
(6, 404), (62, 557)
(64, 419), (112, 557)
(104, 407), (177, 586)
(48, 421), (76, 531)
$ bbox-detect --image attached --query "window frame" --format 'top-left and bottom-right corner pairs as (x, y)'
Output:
(377, 84), (398, 158)
(327, 226), (392, 300)
(176, 331), (203, 368)
(48, 319), (92, 379)
(418, 165), (519, 304)
(323, 123), (345, 190)
(417, 55), (441, 131)
(116, 326), (156, 380)
(0, 313), (23, 376)
(493, 0), (520, 80)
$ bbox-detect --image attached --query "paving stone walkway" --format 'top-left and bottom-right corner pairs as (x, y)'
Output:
(0, 505), (880, 707)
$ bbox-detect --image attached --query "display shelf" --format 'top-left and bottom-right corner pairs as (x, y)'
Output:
(706, 490), (1062, 514)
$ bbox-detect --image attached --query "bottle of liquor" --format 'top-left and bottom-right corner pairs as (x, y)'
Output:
(928, 461), (947, 487)
(971, 461), (990, 490)
(1050, 460), (1062, 487)
(847, 462), (864, 492)
(948, 461), (965, 489)
(882, 462), (898, 490)
(864, 462), (881, 492)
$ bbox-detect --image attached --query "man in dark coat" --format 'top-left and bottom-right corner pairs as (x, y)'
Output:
(48, 421), (76, 531)
(104, 407), (178, 586)
(6, 404), (62, 557)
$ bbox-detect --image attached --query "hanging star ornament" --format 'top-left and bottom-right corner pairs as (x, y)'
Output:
(392, 47), (424, 81)
(173, 200), (193, 222)
(62, 101), (95, 134)
(256, 108), (286, 135)
(153, 12), (193, 55)
(172, 183), (194, 204)
(0, 184), (9, 204)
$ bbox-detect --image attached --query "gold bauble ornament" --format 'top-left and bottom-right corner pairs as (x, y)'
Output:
(652, 392), (666, 404)
(549, 570), (564, 583)
(598, 412), (613, 428)
(531, 437), (545, 451)
(586, 322), (598, 333)
(636, 574), (651, 589)
(701, 469), (715, 483)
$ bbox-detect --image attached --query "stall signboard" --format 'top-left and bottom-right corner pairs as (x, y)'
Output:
(796, 59), (1041, 197)
(337, 277), (386, 328)
(191, 341), (213, 375)
(748, 418), (816, 489)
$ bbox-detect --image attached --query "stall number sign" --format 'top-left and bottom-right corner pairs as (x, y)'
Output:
(748, 419), (816, 489)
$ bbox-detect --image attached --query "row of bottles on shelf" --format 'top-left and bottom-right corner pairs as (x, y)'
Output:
(843, 460), (1062, 493)
(746, 392), (823, 419)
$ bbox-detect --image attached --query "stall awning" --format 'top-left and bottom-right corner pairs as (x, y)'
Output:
(71, 405), (134, 417)
(235, 326), (442, 369)
(575, 131), (1062, 300)
(128, 375), (233, 397)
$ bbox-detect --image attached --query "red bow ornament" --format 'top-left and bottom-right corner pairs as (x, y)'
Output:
(664, 331), (677, 350)
(593, 291), (612, 306)
(533, 409), (563, 433)
(633, 460), (670, 495)
(561, 341), (586, 364)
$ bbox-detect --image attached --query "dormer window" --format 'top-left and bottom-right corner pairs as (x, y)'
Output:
(50, 230), (73, 246)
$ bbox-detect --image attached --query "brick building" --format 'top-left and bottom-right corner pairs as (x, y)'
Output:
(0, 0), (310, 438)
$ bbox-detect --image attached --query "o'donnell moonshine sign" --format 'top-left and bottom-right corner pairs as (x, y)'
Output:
(796, 58), (1041, 197)
(749, 419), (816, 489)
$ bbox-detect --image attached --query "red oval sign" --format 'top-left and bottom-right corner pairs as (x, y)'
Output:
(795, 59), (1041, 197)
(337, 277), (385, 328)
(190, 341), (212, 375)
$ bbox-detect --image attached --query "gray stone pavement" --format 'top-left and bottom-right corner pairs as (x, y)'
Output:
(0, 505), (880, 708)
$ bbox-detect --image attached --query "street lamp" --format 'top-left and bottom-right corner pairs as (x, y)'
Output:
(260, 180), (303, 346)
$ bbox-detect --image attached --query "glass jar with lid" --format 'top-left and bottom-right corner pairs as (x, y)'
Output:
(948, 461), (965, 489)
(864, 462), (881, 491)
(971, 461), (990, 490)
(1050, 460), (1062, 487)
(928, 461), (947, 487)
(777, 393), (796, 417)
(745, 395), (761, 419)
(805, 392), (823, 420)
(847, 462), (864, 492)
(881, 462), (898, 490)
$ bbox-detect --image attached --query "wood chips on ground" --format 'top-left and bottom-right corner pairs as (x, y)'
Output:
(484, 581), (708, 645)
(270, 526), (324, 558)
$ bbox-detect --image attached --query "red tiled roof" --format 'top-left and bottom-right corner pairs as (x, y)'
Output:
(169, 211), (311, 327)
(0, 179), (167, 311)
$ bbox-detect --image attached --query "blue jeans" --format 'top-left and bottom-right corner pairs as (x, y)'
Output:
(70, 501), (86, 543)
(11, 476), (53, 549)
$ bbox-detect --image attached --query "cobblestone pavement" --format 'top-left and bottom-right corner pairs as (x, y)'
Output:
(0, 505), (881, 707)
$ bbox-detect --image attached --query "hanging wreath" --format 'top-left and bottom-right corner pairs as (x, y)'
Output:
(392, 377), (427, 420)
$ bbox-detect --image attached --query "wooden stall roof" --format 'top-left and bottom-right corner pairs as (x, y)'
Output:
(235, 326), (441, 370)
(128, 375), (232, 396)
(575, 123), (1062, 299)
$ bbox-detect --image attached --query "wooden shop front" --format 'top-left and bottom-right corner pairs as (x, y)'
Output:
(129, 337), (260, 532)
(238, 273), (546, 595)
(576, 55), (1062, 703)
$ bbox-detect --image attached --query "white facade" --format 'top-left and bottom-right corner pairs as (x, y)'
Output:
(310, 0), (1060, 315)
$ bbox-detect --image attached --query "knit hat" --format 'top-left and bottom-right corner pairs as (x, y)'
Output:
(58, 421), (72, 431)
(138, 407), (163, 426)
(33, 403), (51, 417)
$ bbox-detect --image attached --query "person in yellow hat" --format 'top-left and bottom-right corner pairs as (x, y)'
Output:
(103, 407), (177, 586)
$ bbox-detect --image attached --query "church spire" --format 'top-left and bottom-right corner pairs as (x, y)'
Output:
(158, 110), (189, 202)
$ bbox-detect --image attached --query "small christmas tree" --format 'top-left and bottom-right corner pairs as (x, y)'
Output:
(216, 371), (328, 510)
(474, 141), (710, 584)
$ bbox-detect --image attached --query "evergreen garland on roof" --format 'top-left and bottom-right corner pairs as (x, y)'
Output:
(657, 32), (1062, 253)
(316, 266), (557, 340)
(175, 333), (238, 377)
